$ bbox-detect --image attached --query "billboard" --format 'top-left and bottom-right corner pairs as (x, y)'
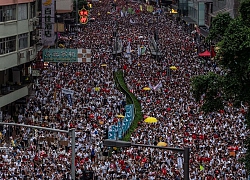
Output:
(42, 0), (56, 46)
(43, 48), (92, 62)
(56, 0), (73, 13)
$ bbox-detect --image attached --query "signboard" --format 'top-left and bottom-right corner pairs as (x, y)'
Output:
(32, 70), (41, 76)
(43, 49), (91, 62)
(42, 0), (56, 46)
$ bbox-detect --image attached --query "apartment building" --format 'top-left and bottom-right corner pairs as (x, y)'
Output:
(0, 0), (40, 120)
(173, 0), (240, 38)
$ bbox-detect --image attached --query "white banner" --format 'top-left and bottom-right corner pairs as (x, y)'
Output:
(61, 88), (74, 96)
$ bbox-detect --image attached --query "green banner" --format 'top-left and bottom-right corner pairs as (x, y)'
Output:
(43, 49), (78, 62)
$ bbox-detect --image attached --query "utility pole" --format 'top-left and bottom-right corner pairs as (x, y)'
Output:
(0, 122), (76, 180)
(155, 12), (160, 63)
(104, 139), (190, 180)
(76, 0), (78, 32)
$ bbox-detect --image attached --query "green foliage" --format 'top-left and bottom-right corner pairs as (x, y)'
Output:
(239, 0), (250, 26)
(217, 18), (250, 103)
(113, 70), (143, 142)
(191, 72), (224, 112)
(207, 13), (232, 42)
(191, 0), (250, 173)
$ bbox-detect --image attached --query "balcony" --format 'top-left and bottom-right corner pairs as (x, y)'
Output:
(0, 82), (32, 108)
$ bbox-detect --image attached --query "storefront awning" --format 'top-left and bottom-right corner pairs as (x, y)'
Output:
(209, 8), (231, 17)
(182, 17), (196, 24)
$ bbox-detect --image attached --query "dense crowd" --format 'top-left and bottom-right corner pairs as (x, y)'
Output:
(0, 0), (249, 179)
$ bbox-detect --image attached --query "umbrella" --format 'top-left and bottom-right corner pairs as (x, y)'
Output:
(170, 66), (177, 70)
(157, 142), (167, 147)
(144, 117), (158, 123)
(101, 64), (107, 67)
(143, 87), (151, 91)
(116, 114), (125, 118)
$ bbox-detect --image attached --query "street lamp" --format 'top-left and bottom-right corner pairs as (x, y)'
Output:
(103, 139), (190, 180)
(0, 122), (76, 180)
(113, 17), (119, 68)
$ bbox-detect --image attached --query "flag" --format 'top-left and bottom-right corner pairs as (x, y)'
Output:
(137, 45), (141, 56)
(127, 7), (135, 14)
(140, 5), (143, 11)
(154, 81), (162, 91)
(53, 90), (57, 100)
(120, 10), (124, 17)
(147, 5), (153, 12)
(126, 41), (131, 54)
(200, 165), (204, 171)
(211, 46), (216, 58)
(149, 82), (153, 89)
(141, 46), (146, 55)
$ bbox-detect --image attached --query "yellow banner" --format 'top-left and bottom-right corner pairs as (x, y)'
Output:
(146, 5), (153, 13)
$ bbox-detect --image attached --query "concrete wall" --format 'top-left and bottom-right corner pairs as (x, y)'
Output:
(56, 0), (73, 13)
(0, 84), (30, 108)
(0, 0), (34, 6)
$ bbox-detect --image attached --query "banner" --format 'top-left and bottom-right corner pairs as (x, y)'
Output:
(43, 49), (92, 62)
(108, 125), (117, 139)
(108, 104), (134, 139)
(42, 0), (55, 46)
(66, 94), (73, 106)
(62, 88), (74, 96)
(118, 121), (123, 139)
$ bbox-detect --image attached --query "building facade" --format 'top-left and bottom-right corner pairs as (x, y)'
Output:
(0, 0), (40, 119)
(173, 0), (240, 38)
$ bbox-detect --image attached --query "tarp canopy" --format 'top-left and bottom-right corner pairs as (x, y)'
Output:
(199, 50), (211, 57)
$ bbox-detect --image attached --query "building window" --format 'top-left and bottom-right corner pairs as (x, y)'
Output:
(0, 38), (4, 54)
(18, 3), (28, 20)
(0, 5), (16, 22)
(0, 7), (3, 22)
(0, 36), (17, 54)
(30, 2), (36, 19)
(19, 33), (28, 50)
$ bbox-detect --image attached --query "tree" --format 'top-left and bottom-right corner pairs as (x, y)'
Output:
(206, 13), (233, 42)
(191, 0), (250, 172)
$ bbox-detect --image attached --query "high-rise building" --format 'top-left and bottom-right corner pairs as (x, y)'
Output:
(0, 0), (41, 119)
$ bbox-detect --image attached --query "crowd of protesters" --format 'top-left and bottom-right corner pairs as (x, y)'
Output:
(0, 0), (249, 179)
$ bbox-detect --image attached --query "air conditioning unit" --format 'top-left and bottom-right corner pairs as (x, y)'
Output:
(29, 19), (33, 25)
(18, 52), (25, 58)
(26, 50), (30, 61)
(29, 49), (34, 55)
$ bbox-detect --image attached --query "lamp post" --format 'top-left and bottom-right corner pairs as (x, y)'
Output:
(113, 17), (119, 68)
(0, 122), (76, 180)
(155, 11), (160, 63)
(103, 139), (190, 180)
